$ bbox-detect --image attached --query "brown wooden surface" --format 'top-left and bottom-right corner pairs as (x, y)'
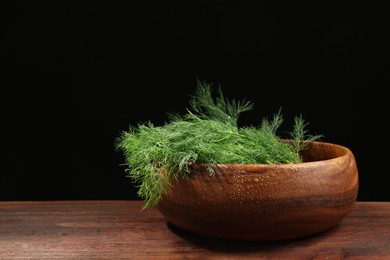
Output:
(0, 201), (389, 259)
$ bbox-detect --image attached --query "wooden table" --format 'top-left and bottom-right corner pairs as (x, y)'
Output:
(0, 201), (389, 259)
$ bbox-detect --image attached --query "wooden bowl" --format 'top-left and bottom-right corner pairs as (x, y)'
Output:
(157, 141), (359, 241)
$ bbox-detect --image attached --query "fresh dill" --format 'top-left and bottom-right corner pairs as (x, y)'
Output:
(115, 80), (322, 209)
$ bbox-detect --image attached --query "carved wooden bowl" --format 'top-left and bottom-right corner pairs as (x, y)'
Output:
(157, 141), (359, 241)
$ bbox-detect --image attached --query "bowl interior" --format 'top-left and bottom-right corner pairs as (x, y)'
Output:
(299, 140), (350, 162)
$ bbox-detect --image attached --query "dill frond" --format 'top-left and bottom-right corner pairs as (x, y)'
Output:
(189, 79), (253, 127)
(115, 80), (322, 209)
(288, 114), (324, 155)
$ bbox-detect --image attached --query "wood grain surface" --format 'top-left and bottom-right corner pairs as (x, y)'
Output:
(0, 200), (389, 259)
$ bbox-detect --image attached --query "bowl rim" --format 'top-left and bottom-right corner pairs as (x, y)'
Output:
(186, 140), (354, 170)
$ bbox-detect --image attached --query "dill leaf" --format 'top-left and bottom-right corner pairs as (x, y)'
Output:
(115, 80), (322, 209)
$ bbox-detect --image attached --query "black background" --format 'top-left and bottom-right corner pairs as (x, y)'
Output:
(1, 1), (389, 201)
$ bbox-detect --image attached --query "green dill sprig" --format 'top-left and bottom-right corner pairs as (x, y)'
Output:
(289, 114), (324, 155)
(115, 80), (322, 209)
(189, 79), (253, 127)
